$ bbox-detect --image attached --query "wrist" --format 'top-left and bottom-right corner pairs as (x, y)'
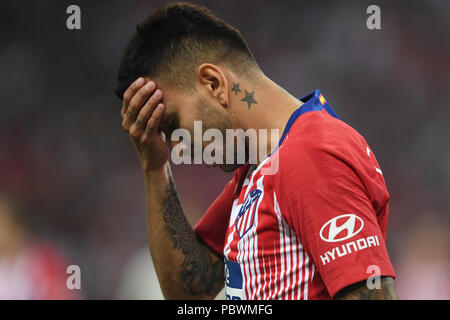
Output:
(143, 161), (169, 182)
(140, 157), (167, 174)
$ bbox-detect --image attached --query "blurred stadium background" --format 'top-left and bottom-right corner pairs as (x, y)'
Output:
(0, 0), (448, 299)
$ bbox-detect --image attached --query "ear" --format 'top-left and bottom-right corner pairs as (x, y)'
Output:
(197, 63), (229, 106)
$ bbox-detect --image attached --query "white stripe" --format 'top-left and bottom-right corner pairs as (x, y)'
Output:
(235, 202), (247, 298)
(277, 220), (286, 300)
(244, 218), (254, 298)
(297, 242), (304, 299)
(249, 176), (265, 299)
(303, 254), (310, 300)
(290, 229), (298, 300)
(240, 229), (249, 299)
(272, 243), (278, 299)
(253, 176), (264, 299)
(245, 228), (253, 298)
(244, 177), (257, 299)
(267, 254), (273, 299)
(274, 193), (286, 300)
(282, 220), (292, 299)
(235, 221), (242, 291)
(274, 191), (308, 300)
(260, 253), (267, 299)
(238, 172), (257, 300)
(251, 230), (258, 299)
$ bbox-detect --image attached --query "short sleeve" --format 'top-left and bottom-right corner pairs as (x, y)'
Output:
(277, 133), (395, 298)
(194, 177), (236, 256)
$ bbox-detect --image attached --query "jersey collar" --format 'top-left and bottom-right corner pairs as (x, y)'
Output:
(273, 89), (340, 154)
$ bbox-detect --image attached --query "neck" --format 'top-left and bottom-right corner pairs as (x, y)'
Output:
(231, 73), (303, 165)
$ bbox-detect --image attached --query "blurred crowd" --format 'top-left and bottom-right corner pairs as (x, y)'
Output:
(0, 0), (448, 299)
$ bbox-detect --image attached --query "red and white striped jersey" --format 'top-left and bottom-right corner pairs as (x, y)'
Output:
(195, 90), (395, 299)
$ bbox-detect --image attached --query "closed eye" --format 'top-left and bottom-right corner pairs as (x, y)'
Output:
(161, 116), (177, 137)
(168, 116), (178, 133)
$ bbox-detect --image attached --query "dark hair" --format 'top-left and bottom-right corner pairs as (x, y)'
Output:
(114, 2), (259, 99)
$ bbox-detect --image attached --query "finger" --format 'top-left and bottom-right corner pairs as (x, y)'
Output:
(123, 81), (156, 128)
(145, 103), (165, 137)
(135, 89), (163, 129)
(128, 88), (163, 138)
(121, 77), (145, 119)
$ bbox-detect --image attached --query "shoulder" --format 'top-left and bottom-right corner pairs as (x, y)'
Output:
(278, 109), (368, 169)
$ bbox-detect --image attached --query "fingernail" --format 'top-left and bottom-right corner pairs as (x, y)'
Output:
(135, 77), (144, 86)
(146, 81), (155, 90)
(153, 89), (162, 98)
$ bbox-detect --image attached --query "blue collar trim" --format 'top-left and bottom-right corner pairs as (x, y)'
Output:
(271, 89), (339, 156)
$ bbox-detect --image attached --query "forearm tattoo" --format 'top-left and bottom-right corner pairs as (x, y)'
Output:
(335, 277), (398, 300)
(161, 167), (223, 296)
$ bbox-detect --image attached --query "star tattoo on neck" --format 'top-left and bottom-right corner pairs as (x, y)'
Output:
(241, 89), (258, 109)
(231, 82), (241, 95)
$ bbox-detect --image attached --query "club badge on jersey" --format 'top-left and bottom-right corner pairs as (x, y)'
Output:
(235, 189), (262, 239)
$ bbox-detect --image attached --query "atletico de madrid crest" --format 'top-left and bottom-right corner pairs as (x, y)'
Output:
(235, 189), (262, 239)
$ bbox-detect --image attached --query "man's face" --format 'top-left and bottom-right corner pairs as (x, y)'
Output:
(156, 82), (245, 172)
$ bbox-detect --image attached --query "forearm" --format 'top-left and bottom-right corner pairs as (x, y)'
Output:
(144, 163), (224, 299)
(335, 276), (398, 300)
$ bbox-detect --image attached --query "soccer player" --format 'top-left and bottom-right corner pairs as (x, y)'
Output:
(115, 2), (397, 300)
